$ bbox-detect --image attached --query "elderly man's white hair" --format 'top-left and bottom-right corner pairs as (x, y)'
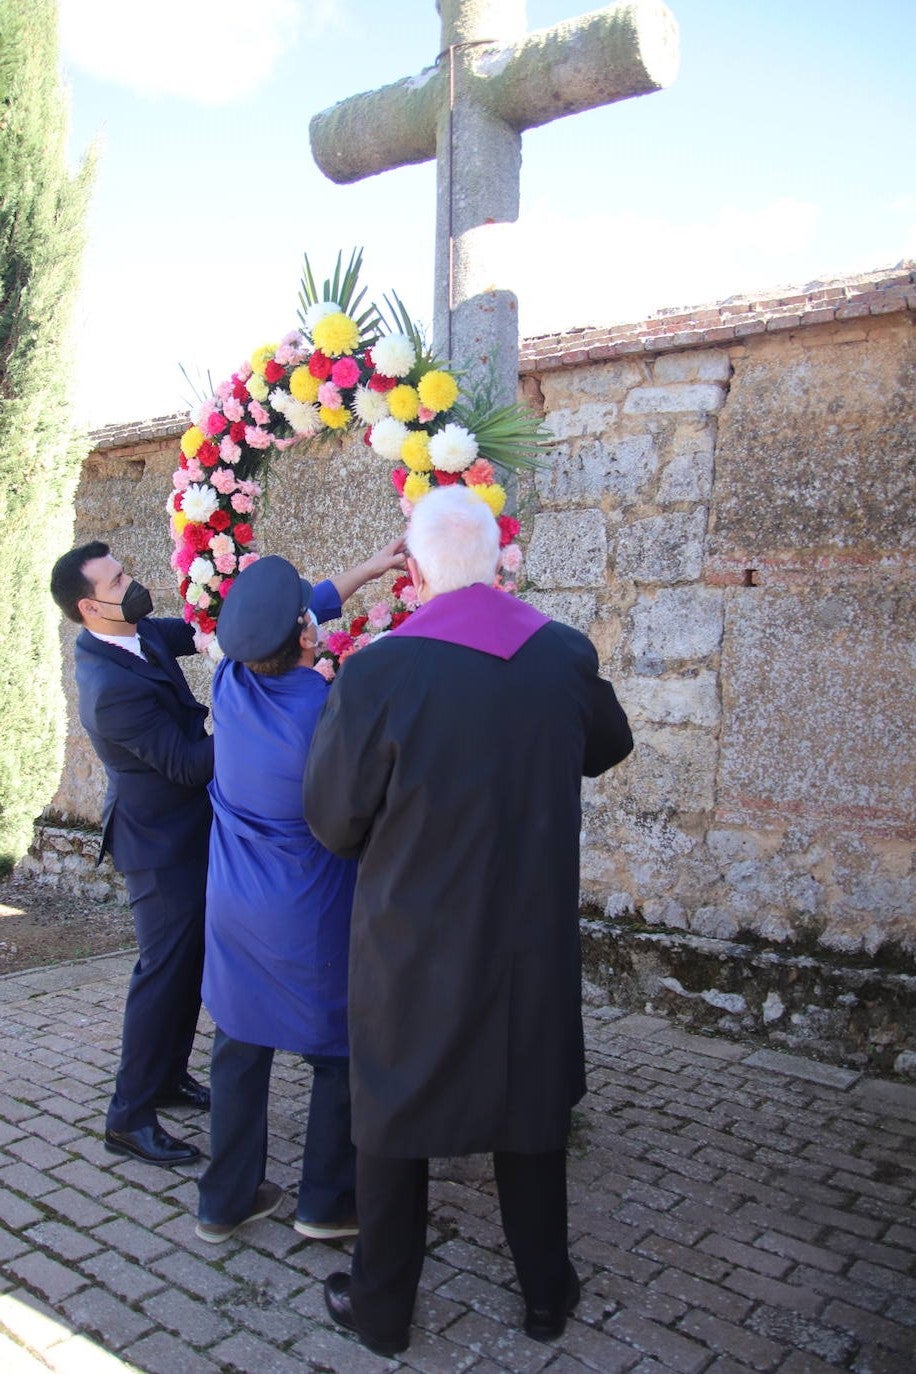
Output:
(407, 486), (501, 597)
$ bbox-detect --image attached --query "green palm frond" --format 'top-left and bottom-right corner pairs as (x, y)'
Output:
(450, 399), (552, 473)
(381, 291), (444, 378)
(297, 247), (383, 343)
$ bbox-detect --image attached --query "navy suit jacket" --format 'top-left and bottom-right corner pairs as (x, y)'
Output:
(74, 617), (213, 874)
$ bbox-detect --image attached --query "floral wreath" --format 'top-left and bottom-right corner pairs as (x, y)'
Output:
(167, 250), (545, 666)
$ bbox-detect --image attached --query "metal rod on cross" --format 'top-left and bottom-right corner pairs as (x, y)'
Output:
(310, 0), (679, 411)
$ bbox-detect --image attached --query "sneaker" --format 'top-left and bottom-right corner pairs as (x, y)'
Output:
(294, 1215), (359, 1240)
(195, 1180), (284, 1244)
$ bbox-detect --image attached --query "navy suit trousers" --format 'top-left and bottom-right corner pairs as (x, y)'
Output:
(106, 852), (206, 1132)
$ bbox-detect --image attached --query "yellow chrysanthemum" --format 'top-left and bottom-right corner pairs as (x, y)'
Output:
(401, 430), (432, 472)
(289, 366), (321, 403)
(320, 405), (350, 430)
(387, 384), (420, 423)
(403, 471), (431, 503)
(312, 312), (360, 358)
(172, 511), (189, 535)
(180, 425), (205, 458)
(417, 369), (459, 414)
(250, 343), (277, 377)
(247, 374), (269, 402)
(469, 482), (507, 516)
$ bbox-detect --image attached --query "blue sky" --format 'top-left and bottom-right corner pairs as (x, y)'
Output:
(60, 0), (915, 428)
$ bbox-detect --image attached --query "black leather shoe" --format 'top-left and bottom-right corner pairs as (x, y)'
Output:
(154, 1073), (211, 1112)
(104, 1123), (202, 1167)
(524, 1263), (581, 1341)
(323, 1272), (409, 1357)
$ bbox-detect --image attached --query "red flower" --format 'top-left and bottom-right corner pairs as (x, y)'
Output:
(233, 522), (254, 545)
(197, 440), (219, 467)
(178, 454), (188, 470)
(232, 379), (250, 402)
(390, 611), (411, 628)
(363, 427), (373, 447)
(308, 350), (332, 380)
(264, 359), (285, 383)
(325, 630), (354, 657)
(330, 355), (360, 389)
(368, 372), (397, 393)
(173, 492), (183, 510)
(179, 576), (191, 597)
(229, 420), (246, 444)
(498, 514), (521, 548)
(208, 509), (231, 532)
(391, 466), (408, 495)
(184, 523), (212, 552)
(362, 348), (374, 369)
(433, 469), (461, 486)
(391, 575), (412, 598)
(349, 615), (369, 636)
(198, 612), (217, 635)
(206, 412), (227, 437)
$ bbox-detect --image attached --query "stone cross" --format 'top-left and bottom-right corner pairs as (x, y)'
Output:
(310, 0), (679, 407)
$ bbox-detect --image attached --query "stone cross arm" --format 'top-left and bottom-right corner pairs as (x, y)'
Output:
(310, 2), (679, 185)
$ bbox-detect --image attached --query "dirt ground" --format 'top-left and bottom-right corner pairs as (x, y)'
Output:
(0, 877), (135, 975)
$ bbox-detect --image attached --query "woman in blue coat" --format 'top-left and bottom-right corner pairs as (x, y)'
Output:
(196, 543), (404, 1244)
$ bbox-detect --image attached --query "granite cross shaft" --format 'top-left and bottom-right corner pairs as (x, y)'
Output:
(310, 1), (679, 407)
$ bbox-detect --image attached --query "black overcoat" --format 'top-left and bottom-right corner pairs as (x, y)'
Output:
(304, 602), (633, 1158)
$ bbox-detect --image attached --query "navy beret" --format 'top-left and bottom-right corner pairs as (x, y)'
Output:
(216, 555), (313, 663)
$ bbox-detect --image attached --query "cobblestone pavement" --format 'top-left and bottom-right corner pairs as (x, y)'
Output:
(1, 954), (914, 1373)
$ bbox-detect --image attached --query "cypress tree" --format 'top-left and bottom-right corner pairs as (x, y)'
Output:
(0, 0), (94, 869)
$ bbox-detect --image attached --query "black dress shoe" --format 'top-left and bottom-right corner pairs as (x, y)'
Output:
(323, 1272), (409, 1357)
(524, 1262), (581, 1341)
(154, 1073), (211, 1112)
(104, 1123), (202, 1167)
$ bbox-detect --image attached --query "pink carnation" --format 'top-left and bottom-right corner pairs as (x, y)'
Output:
(213, 553), (237, 575)
(245, 426), (271, 449)
(209, 466), (238, 495)
(219, 437), (241, 466)
(206, 410), (227, 437)
(172, 468), (191, 492)
(325, 631), (355, 657)
(313, 657), (336, 681)
(248, 399), (270, 426)
(417, 406), (436, 424)
(174, 544), (196, 575)
(197, 402), (216, 432)
(218, 578), (235, 598)
(353, 633), (372, 650)
(500, 543), (523, 573)
(197, 591), (212, 610)
(182, 602), (195, 623)
(185, 457), (204, 482)
(317, 381), (342, 408)
(237, 478), (261, 497)
(216, 379), (234, 401)
(400, 584), (420, 608)
(237, 362), (253, 382)
(209, 533), (235, 559)
(330, 356), (360, 388)
(367, 602), (391, 630)
(238, 552), (260, 572)
(222, 396), (244, 422)
(399, 496), (414, 518)
(231, 493), (254, 513)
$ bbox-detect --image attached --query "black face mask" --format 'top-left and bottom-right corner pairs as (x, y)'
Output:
(95, 580), (154, 624)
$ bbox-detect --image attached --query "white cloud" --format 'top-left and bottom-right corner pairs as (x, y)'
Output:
(58, 0), (327, 105)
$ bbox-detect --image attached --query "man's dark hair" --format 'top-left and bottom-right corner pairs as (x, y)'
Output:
(246, 624), (302, 678)
(50, 541), (110, 624)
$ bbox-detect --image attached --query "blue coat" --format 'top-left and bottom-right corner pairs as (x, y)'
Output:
(202, 580), (355, 1056)
(74, 618), (213, 873)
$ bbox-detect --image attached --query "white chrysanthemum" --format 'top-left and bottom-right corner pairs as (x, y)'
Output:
(205, 636), (224, 663)
(182, 483), (220, 523)
(428, 423), (478, 473)
(373, 333), (415, 378)
(189, 556), (215, 585)
(286, 400), (323, 435)
(352, 385), (391, 425)
(303, 300), (342, 332)
(370, 416), (409, 462)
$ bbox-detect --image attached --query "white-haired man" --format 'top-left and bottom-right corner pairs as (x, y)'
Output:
(305, 486), (632, 1356)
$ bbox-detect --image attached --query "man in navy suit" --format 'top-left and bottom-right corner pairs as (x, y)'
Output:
(51, 541), (213, 1167)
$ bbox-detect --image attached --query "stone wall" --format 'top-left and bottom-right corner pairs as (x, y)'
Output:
(34, 267), (916, 1065)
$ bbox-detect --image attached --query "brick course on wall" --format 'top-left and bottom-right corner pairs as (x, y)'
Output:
(33, 265), (915, 1060)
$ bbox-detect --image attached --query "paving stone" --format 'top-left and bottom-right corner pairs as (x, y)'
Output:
(605, 1309), (708, 1374)
(441, 1310), (554, 1372)
(60, 1286), (153, 1351)
(40, 1188), (113, 1231)
(142, 1288), (233, 1346)
(88, 1218), (173, 1264)
(677, 1307), (785, 1369)
(81, 1251), (168, 1303)
(743, 1050), (861, 1089)
(150, 1248), (241, 1302)
(745, 1302), (857, 1365)
(6, 1252), (89, 1304)
(22, 1220), (101, 1263)
(120, 1331), (222, 1373)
